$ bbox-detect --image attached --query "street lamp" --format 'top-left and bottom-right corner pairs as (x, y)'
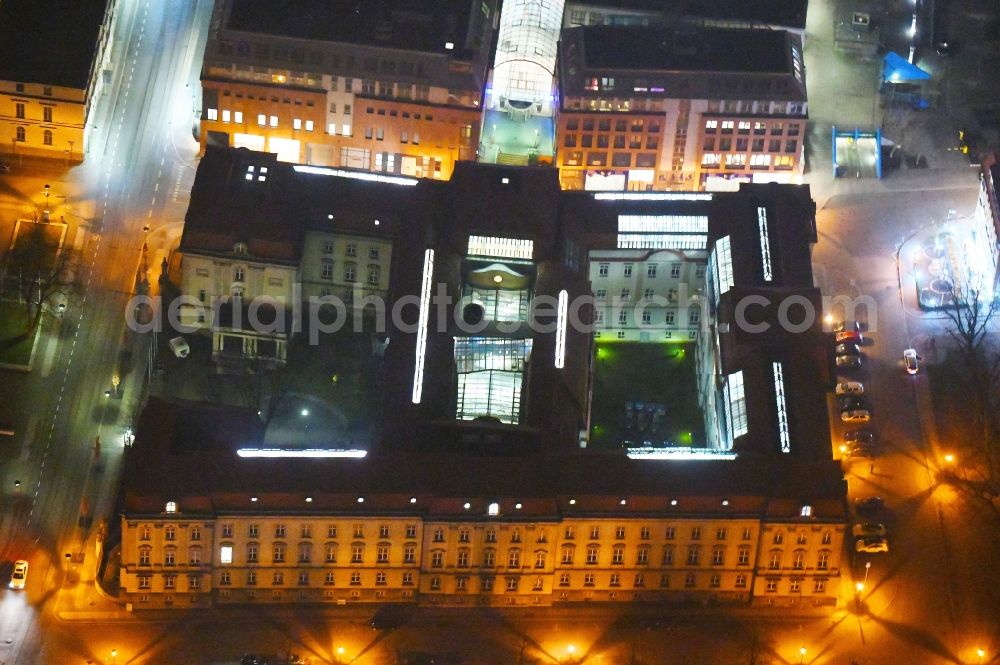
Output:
(864, 561), (871, 583)
(43, 184), (50, 221)
(799, 646), (807, 664)
(944, 453), (955, 464)
(110, 649), (118, 665)
(977, 648), (985, 664)
(336, 646), (345, 664)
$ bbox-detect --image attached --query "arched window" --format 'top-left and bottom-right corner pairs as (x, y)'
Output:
(15, 127), (25, 142)
(164, 501), (177, 513)
(43, 129), (53, 145)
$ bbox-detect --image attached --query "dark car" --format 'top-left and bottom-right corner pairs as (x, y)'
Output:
(836, 354), (862, 369)
(855, 497), (884, 518)
(838, 396), (865, 412)
(835, 343), (861, 356)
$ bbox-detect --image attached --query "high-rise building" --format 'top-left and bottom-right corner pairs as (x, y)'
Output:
(0, 0), (118, 162)
(556, 25), (807, 191)
(198, 0), (497, 179)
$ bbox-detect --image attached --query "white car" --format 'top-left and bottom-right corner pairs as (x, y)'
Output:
(9, 560), (27, 590)
(903, 348), (919, 374)
(841, 409), (871, 423)
(169, 336), (190, 358)
(835, 381), (864, 396)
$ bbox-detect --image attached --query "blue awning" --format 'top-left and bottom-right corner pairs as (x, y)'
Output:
(882, 51), (931, 82)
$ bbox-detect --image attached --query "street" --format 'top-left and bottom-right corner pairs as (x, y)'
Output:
(0, 0), (210, 662)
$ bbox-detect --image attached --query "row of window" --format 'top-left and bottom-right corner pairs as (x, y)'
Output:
(704, 120), (801, 136)
(595, 307), (700, 327)
(563, 134), (659, 150)
(701, 153), (796, 170)
(596, 262), (701, 279)
(562, 151), (656, 168)
(12, 83), (54, 95)
(144, 542), (832, 572)
(703, 137), (798, 154)
(10, 126), (56, 145)
(318, 261), (380, 285)
(136, 570), (827, 594)
(145, 523), (828, 546)
(12, 102), (55, 122)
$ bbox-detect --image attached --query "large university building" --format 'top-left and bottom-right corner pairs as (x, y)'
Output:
(0, 0), (118, 162)
(119, 398), (847, 610)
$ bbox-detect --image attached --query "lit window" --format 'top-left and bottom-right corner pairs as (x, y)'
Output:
(257, 114), (266, 126)
(293, 118), (302, 130)
(165, 501), (176, 513)
(757, 206), (773, 281)
(713, 236), (734, 299)
(342, 124), (351, 136)
(207, 108), (218, 121)
(305, 120), (314, 131)
(328, 123), (337, 135)
(488, 502), (499, 516)
(774, 362), (791, 453)
(467, 235), (533, 260)
(234, 111), (243, 123)
(800, 504), (813, 517)
(221, 109), (231, 122)
(220, 545), (233, 564)
(269, 115), (278, 127)
(724, 370), (748, 442)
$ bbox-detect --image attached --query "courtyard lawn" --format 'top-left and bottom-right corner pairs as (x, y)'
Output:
(590, 341), (706, 450)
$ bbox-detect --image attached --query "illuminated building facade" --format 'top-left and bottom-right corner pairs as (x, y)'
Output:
(971, 153), (1000, 299)
(490, 0), (565, 118)
(119, 398), (847, 609)
(198, 0), (496, 179)
(556, 26), (807, 191)
(0, 0), (118, 162)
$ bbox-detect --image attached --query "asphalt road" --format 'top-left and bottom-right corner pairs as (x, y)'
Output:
(0, 0), (209, 662)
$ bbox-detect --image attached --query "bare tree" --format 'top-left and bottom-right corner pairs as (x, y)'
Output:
(2, 220), (78, 341)
(939, 288), (1000, 521)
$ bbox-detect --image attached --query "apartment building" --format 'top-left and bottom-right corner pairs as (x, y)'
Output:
(557, 26), (807, 191)
(198, 0), (496, 179)
(0, 0), (118, 162)
(119, 398), (847, 609)
(971, 153), (1000, 299)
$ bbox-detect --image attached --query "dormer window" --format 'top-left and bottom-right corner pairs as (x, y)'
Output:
(165, 501), (177, 513)
(234, 242), (247, 255)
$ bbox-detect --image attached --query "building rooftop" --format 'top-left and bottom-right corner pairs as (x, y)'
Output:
(123, 398), (846, 521)
(0, 0), (109, 89)
(223, 0), (477, 55)
(578, 26), (791, 73)
(682, 0), (808, 31)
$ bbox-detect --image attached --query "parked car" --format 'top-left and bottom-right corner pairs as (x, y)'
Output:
(852, 522), (887, 538)
(855, 536), (890, 553)
(835, 330), (864, 344)
(903, 348), (919, 374)
(9, 560), (27, 590)
(835, 381), (864, 395)
(844, 430), (874, 445)
(836, 343), (861, 356)
(838, 396), (866, 412)
(855, 496), (884, 517)
(836, 354), (862, 369)
(169, 336), (190, 358)
(841, 409), (871, 423)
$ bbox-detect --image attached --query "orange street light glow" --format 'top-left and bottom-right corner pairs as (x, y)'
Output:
(944, 453), (955, 464)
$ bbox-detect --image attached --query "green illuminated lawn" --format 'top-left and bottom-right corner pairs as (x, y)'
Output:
(590, 341), (705, 449)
